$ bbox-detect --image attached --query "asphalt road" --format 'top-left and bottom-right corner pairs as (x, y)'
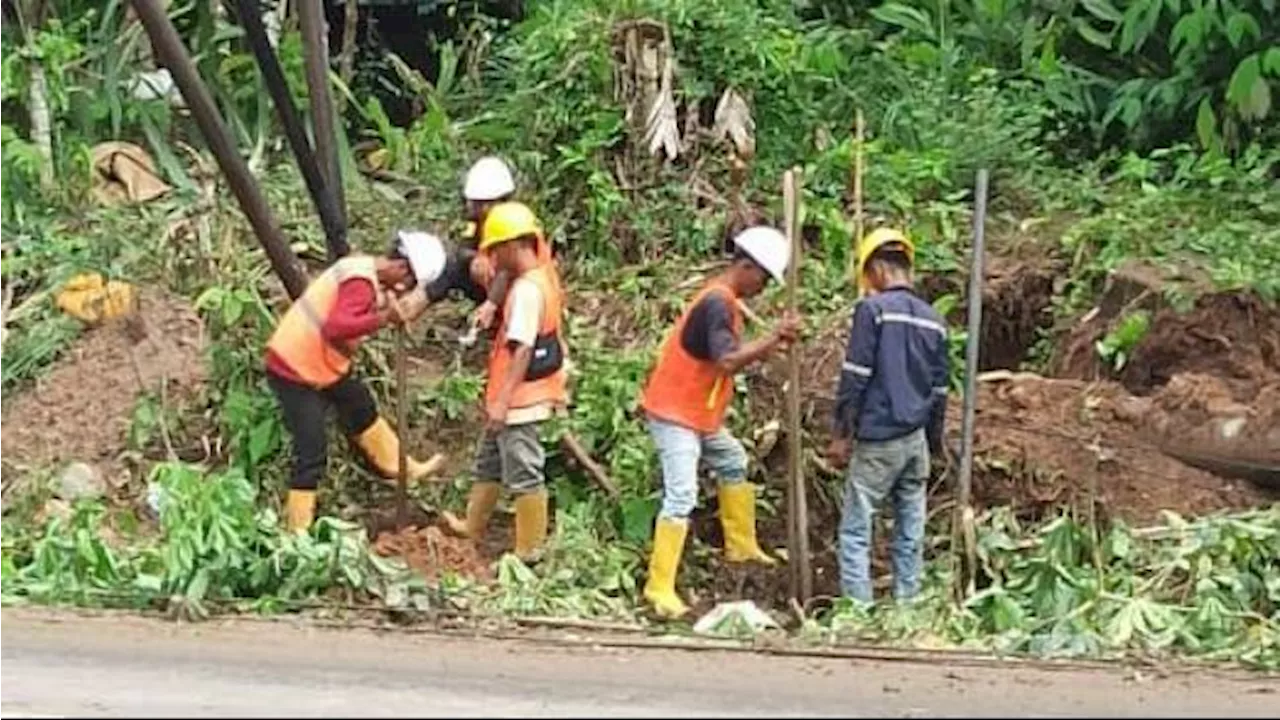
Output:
(1, 609), (1276, 717)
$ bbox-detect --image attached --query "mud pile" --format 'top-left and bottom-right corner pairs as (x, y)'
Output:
(959, 373), (1271, 522)
(373, 524), (493, 582)
(1, 290), (206, 482)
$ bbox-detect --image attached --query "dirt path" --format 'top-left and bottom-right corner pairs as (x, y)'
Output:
(2, 609), (1276, 717)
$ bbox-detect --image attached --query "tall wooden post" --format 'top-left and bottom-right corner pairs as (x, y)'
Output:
(783, 167), (812, 605)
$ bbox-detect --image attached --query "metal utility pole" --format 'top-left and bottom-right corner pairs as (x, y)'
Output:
(956, 168), (990, 596)
(129, 0), (308, 299)
(297, 0), (346, 225)
(234, 0), (349, 261)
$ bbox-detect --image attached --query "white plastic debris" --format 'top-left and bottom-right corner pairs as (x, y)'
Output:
(692, 600), (780, 637)
(145, 482), (167, 515)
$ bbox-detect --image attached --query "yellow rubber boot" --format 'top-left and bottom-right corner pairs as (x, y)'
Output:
(719, 482), (777, 565)
(285, 489), (316, 533)
(354, 417), (435, 483)
(513, 489), (549, 561)
(643, 517), (690, 620)
(441, 481), (501, 540)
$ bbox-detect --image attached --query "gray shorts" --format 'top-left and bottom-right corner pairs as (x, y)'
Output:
(473, 422), (546, 494)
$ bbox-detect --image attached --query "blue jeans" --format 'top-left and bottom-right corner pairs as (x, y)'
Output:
(647, 418), (747, 519)
(838, 428), (930, 602)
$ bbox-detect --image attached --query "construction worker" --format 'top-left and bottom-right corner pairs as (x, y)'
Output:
(825, 229), (949, 603)
(456, 155), (552, 335)
(638, 226), (800, 619)
(265, 231), (448, 532)
(441, 202), (568, 561)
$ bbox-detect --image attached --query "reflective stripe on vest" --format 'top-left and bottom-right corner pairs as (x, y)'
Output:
(485, 264), (569, 415)
(639, 282), (743, 433)
(266, 256), (378, 388)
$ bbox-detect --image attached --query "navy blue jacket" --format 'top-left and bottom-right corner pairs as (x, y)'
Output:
(832, 286), (949, 450)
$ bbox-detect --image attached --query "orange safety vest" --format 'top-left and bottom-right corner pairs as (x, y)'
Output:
(266, 255), (379, 388)
(640, 281), (743, 434)
(485, 264), (569, 416)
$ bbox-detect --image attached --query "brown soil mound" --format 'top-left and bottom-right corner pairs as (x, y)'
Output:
(959, 372), (1273, 522)
(1118, 293), (1279, 396)
(1, 290), (205, 482)
(373, 524), (493, 582)
(1054, 262), (1277, 399)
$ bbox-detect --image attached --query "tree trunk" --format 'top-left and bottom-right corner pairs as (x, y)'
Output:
(339, 0), (358, 106)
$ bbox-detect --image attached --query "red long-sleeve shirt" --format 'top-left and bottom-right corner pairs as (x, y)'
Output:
(265, 278), (380, 384)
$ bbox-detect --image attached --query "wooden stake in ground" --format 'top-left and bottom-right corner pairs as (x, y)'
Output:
(850, 109), (865, 285)
(394, 322), (410, 530)
(782, 167), (812, 605)
(129, 0), (308, 299)
(955, 168), (990, 597)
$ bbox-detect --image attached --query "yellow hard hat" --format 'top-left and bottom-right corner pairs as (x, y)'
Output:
(856, 227), (915, 294)
(479, 201), (542, 251)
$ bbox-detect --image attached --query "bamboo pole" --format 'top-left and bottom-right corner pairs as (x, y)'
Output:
(129, 0), (308, 299)
(298, 0), (346, 227)
(233, 0), (349, 261)
(851, 109), (865, 287)
(956, 169), (990, 596)
(783, 167), (811, 604)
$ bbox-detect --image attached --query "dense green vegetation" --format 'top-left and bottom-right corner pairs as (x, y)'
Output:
(2, 0), (1277, 667)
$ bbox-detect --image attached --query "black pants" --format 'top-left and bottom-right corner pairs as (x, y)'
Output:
(267, 372), (378, 490)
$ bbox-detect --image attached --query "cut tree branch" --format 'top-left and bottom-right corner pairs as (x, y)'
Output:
(560, 433), (621, 499)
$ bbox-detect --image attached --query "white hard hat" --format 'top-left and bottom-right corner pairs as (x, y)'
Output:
(396, 230), (447, 286)
(463, 156), (516, 201)
(732, 225), (790, 283)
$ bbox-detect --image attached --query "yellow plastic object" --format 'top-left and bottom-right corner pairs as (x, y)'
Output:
(442, 481), (501, 540)
(718, 482), (777, 565)
(55, 273), (137, 324)
(353, 416), (435, 482)
(285, 489), (316, 533)
(513, 489), (548, 561)
(643, 517), (690, 619)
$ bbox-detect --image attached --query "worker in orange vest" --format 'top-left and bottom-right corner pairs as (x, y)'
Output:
(265, 232), (447, 532)
(638, 226), (800, 619)
(441, 202), (569, 561)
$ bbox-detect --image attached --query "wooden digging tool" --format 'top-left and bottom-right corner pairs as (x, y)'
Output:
(395, 320), (410, 530)
(956, 168), (989, 598)
(783, 167), (812, 605)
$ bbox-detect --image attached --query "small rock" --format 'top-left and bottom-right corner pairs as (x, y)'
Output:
(57, 462), (106, 501)
(1217, 417), (1248, 440)
(37, 498), (72, 524)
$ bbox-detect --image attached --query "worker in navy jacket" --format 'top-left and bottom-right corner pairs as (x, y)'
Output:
(826, 228), (949, 603)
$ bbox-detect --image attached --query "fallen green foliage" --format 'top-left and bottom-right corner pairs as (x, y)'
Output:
(807, 507), (1280, 669)
(1, 462), (431, 618)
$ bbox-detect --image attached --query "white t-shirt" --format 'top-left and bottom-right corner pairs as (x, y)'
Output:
(504, 276), (542, 348)
(501, 276), (556, 425)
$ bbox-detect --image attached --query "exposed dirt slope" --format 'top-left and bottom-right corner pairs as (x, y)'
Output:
(1, 290), (205, 485)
